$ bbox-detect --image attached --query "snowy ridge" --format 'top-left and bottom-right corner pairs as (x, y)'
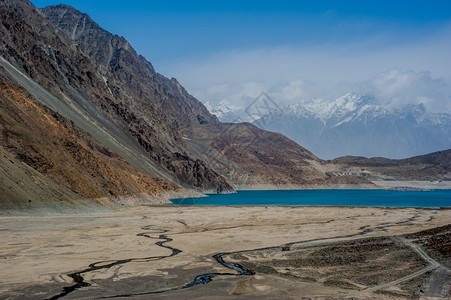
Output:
(204, 93), (451, 159)
(204, 100), (241, 119)
(204, 100), (250, 122)
(286, 93), (383, 121)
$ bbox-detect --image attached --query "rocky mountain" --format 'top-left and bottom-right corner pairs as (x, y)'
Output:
(1, 0), (357, 210)
(239, 93), (450, 159)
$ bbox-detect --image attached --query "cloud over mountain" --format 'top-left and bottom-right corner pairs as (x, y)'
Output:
(167, 23), (451, 113)
(357, 69), (451, 113)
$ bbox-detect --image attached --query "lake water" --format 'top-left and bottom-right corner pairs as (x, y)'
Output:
(171, 189), (451, 208)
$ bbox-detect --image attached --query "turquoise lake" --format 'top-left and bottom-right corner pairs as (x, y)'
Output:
(171, 189), (451, 207)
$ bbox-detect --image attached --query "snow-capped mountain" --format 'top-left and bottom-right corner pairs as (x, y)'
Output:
(285, 93), (389, 127)
(205, 93), (451, 159)
(204, 100), (252, 123)
(204, 100), (242, 122)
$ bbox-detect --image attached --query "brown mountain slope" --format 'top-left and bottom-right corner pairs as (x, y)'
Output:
(0, 145), (105, 213)
(0, 75), (175, 207)
(188, 123), (327, 186)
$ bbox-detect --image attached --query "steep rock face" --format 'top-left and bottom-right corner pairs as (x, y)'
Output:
(40, 4), (217, 134)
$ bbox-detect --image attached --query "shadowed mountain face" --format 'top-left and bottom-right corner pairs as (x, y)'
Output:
(0, 0), (344, 208)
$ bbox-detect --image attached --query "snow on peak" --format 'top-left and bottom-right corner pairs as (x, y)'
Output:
(205, 92), (435, 127)
(286, 93), (377, 121)
(204, 100), (242, 119)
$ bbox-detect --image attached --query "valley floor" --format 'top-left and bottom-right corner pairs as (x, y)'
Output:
(0, 206), (450, 299)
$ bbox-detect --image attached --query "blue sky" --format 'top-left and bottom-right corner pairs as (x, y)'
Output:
(32, 0), (451, 111)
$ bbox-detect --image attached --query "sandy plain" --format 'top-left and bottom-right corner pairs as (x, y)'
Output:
(0, 206), (450, 299)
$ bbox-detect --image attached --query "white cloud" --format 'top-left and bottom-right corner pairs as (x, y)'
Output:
(165, 24), (451, 112)
(192, 81), (266, 107)
(277, 79), (314, 101)
(357, 69), (451, 112)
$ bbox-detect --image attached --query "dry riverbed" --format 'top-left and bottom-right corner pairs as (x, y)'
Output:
(0, 206), (450, 299)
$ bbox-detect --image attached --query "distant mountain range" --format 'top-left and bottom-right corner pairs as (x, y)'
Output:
(205, 93), (451, 159)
